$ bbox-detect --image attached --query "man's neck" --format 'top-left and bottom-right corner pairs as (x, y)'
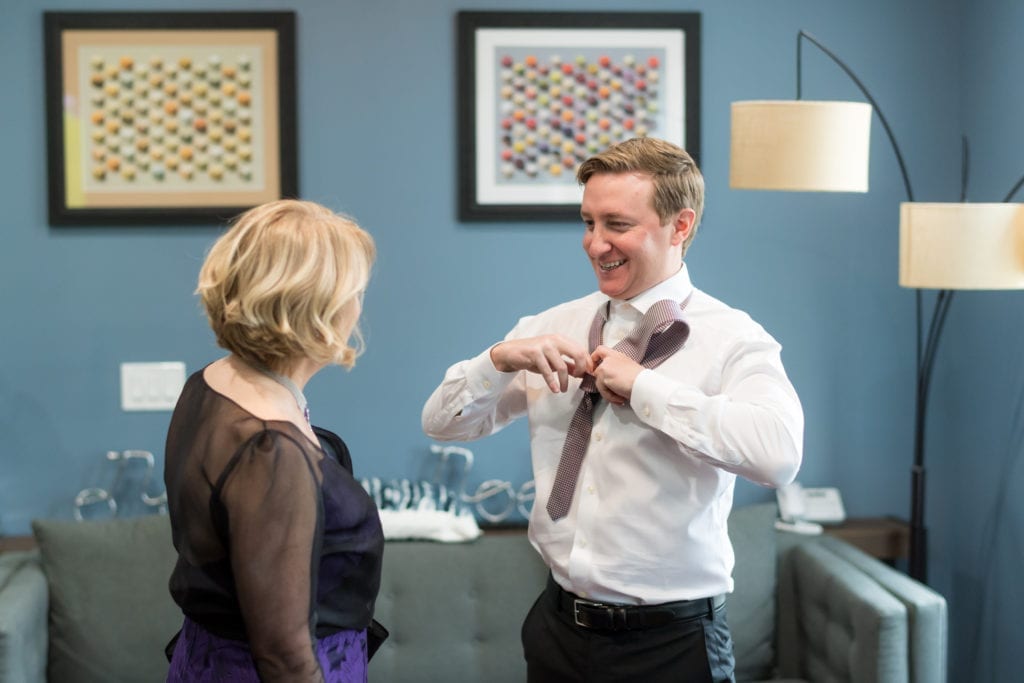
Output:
(609, 263), (688, 306)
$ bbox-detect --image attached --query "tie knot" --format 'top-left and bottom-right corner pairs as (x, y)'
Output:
(578, 373), (598, 394)
(623, 299), (688, 362)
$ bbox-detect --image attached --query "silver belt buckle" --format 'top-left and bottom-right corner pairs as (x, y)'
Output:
(573, 598), (610, 627)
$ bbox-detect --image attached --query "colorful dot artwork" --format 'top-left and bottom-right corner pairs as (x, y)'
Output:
(77, 49), (262, 189)
(493, 49), (666, 183)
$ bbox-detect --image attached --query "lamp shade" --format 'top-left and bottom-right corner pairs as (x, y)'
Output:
(730, 100), (872, 192)
(899, 202), (1024, 290)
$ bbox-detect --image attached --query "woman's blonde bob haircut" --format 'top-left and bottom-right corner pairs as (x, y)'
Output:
(198, 199), (375, 371)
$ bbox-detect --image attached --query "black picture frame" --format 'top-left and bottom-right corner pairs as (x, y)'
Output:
(43, 11), (297, 226)
(457, 11), (701, 222)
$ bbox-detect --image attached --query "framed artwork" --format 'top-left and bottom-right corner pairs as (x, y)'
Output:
(457, 11), (701, 222)
(43, 12), (297, 225)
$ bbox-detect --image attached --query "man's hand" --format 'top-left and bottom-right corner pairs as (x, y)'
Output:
(590, 346), (643, 405)
(490, 335), (593, 393)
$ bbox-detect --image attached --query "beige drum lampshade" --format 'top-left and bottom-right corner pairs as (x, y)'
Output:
(730, 100), (873, 192)
(899, 202), (1024, 289)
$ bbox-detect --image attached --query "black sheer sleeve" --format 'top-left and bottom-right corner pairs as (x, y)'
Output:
(219, 429), (325, 682)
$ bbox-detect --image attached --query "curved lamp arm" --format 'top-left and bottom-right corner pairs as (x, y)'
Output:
(793, 29), (934, 581)
(1003, 173), (1024, 202)
(789, 29), (1024, 584)
(797, 30), (915, 202)
(915, 138), (972, 447)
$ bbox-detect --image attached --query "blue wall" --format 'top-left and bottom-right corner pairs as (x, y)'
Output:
(1, 0), (1018, 679)
(938, 0), (1024, 679)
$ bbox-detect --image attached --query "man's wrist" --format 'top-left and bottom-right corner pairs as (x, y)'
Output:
(489, 342), (510, 372)
(471, 346), (515, 394)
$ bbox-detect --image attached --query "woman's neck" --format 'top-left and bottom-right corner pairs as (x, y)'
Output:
(218, 355), (323, 434)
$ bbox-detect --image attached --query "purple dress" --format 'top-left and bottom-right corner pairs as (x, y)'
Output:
(167, 617), (368, 681)
(164, 370), (385, 681)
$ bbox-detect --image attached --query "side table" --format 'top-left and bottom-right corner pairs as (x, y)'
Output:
(824, 517), (910, 564)
(0, 536), (36, 554)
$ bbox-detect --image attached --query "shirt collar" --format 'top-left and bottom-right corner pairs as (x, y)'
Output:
(606, 263), (694, 316)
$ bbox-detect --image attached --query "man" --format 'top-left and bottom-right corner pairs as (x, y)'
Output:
(422, 137), (803, 682)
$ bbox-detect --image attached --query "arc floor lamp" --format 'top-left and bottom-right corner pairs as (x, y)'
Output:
(729, 30), (1024, 583)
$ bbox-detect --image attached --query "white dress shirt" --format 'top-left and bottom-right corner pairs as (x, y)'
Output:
(422, 265), (803, 604)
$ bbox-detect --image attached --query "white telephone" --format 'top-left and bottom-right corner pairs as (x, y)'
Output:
(775, 482), (846, 535)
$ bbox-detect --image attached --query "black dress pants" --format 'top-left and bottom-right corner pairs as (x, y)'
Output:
(521, 581), (735, 683)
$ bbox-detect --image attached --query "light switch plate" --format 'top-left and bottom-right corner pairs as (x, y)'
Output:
(120, 362), (186, 411)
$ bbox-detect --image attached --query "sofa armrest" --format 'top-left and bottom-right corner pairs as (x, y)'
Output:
(0, 550), (47, 683)
(777, 541), (909, 683)
(820, 536), (948, 683)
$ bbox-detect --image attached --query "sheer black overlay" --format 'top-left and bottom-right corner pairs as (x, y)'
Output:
(164, 368), (383, 677)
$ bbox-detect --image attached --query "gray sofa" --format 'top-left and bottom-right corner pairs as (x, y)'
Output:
(0, 504), (946, 682)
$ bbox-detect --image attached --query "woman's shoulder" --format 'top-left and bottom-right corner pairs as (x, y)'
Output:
(235, 424), (325, 465)
(211, 426), (324, 500)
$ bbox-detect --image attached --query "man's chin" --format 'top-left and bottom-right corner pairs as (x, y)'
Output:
(597, 280), (629, 299)
(594, 265), (634, 297)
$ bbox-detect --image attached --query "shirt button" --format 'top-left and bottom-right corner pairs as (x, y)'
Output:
(643, 405), (651, 417)
(594, 432), (602, 442)
(587, 486), (595, 494)
(483, 379), (492, 389)
(579, 539), (587, 548)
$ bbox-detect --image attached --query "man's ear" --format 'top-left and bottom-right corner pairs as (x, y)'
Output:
(670, 208), (697, 247)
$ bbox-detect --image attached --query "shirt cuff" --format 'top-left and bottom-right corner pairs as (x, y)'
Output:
(632, 368), (719, 462)
(464, 345), (517, 397)
(632, 367), (710, 428)
(630, 368), (673, 426)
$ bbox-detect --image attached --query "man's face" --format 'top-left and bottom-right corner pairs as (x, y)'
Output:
(580, 172), (692, 300)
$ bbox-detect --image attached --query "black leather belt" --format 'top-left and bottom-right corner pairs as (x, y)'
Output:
(551, 579), (726, 632)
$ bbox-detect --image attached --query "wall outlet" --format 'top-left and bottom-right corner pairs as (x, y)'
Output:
(120, 362), (186, 411)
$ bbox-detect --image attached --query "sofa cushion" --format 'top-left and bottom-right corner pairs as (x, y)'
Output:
(728, 502), (778, 682)
(32, 514), (180, 683)
(370, 532), (549, 683)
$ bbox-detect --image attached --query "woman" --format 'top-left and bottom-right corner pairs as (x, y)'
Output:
(164, 199), (385, 682)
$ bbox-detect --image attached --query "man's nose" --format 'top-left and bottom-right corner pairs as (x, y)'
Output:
(586, 227), (611, 255)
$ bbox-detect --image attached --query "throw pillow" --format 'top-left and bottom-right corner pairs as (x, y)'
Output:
(32, 514), (180, 683)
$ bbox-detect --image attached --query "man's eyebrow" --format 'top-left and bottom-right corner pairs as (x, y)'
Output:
(581, 204), (638, 221)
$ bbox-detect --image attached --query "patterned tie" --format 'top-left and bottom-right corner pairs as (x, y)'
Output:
(546, 298), (691, 521)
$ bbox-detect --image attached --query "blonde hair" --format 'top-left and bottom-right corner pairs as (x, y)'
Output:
(577, 137), (705, 252)
(197, 199), (375, 371)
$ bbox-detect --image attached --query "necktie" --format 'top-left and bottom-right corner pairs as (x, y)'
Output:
(546, 298), (690, 521)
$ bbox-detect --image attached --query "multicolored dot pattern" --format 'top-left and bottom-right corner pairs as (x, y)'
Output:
(76, 48), (263, 189)
(492, 49), (666, 183)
